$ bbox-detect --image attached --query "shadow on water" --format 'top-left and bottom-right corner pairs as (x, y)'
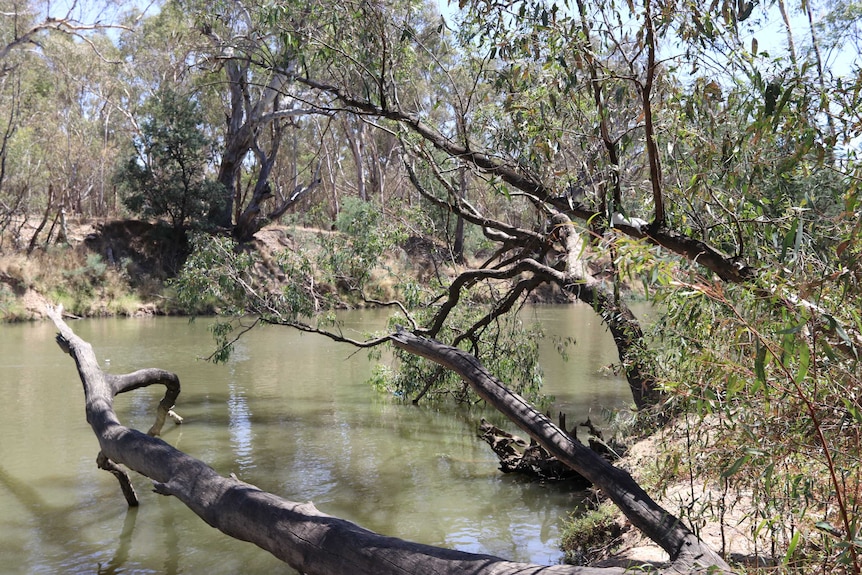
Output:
(0, 464), (124, 572)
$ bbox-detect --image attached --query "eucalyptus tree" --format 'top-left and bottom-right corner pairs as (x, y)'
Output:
(164, 0), (728, 570)
(154, 0), (331, 241)
(0, 1), (133, 243)
(167, 0), (862, 570)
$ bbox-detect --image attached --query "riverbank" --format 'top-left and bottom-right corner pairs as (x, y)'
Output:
(0, 219), (422, 320)
(1, 219), (183, 320)
(1, 217), (578, 322)
(565, 416), (767, 572)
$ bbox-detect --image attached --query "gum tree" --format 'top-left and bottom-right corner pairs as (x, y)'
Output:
(42, 0), (862, 571)
(180, 0), (862, 569)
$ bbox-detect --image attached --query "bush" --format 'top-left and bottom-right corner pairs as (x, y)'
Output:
(115, 88), (224, 230)
(560, 501), (623, 566)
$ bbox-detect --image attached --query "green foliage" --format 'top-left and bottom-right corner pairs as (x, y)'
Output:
(0, 283), (26, 321)
(371, 305), (545, 404)
(39, 253), (114, 316)
(319, 197), (407, 291)
(115, 88), (224, 229)
(173, 231), (332, 360)
(643, 227), (862, 569)
(172, 233), (259, 316)
(63, 253), (108, 287)
(560, 501), (622, 566)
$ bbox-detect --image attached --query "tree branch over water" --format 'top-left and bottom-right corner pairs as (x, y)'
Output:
(390, 328), (731, 573)
(46, 302), (732, 573)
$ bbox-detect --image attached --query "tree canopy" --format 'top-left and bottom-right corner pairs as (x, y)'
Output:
(115, 87), (224, 229)
(4, 0), (862, 572)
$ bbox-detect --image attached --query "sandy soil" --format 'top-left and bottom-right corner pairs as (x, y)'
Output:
(590, 422), (766, 571)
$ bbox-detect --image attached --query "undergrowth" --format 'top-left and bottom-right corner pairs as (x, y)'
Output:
(560, 500), (624, 566)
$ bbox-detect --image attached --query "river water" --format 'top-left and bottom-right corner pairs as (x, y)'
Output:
(0, 304), (632, 574)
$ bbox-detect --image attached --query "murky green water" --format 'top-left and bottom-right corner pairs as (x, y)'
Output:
(0, 304), (633, 573)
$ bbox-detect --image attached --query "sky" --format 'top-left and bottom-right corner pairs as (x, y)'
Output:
(436, 0), (859, 75)
(41, 0), (861, 151)
(434, 0), (860, 151)
(40, 0), (160, 29)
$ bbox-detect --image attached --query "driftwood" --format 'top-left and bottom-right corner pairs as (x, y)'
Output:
(478, 415), (622, 484)
(48, 304), (730, 574)
(479, 418), (591, 485)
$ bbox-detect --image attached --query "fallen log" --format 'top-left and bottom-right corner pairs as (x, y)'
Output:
(390, 328), (732, 574)
(48, 304), (732, 574)
(478, 418), (591, 485)
(47, 305), (631, 575)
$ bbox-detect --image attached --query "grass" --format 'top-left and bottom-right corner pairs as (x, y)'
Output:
(0, 240), (168, 319)
(560, 500), (624, 566)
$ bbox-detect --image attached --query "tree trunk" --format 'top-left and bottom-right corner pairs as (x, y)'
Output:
(452, 164), (467, 264)
(549, 213), (661, 409)
(343, 115), (367, 202)
(47, 305), (642, 575)
(214, 57), (292, 232)
(390, 328), (731, 573)
(47, 305), (729, 574)
(234, 176), (321, 243)
(27, 184), (56, 254)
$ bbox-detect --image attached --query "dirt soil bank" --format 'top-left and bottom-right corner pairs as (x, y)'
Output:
(2, 218), (578, 321)
(588, 420), (765, 571)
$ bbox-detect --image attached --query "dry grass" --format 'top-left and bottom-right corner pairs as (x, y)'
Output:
(0, 235), (150, 320)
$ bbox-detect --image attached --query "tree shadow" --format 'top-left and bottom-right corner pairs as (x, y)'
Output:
(97, 507), (138, 575)
(0, 464), (174, 574)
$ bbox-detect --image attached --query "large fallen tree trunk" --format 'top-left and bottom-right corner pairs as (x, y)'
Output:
(47, 305), (730, 574)
(390, 328), (732, 574)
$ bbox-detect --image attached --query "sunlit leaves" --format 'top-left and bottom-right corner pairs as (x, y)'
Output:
(172, 233), (256, 316)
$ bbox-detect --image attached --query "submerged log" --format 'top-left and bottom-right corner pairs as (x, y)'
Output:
(478, 419), (591, 485)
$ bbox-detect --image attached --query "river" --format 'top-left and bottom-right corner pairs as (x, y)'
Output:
(0, 304), (633, 573)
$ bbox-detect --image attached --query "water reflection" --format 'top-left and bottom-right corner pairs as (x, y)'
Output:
(96, 508), (137, 575)
(0, 304), (633, 573)
(227, 379), (255, 471)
